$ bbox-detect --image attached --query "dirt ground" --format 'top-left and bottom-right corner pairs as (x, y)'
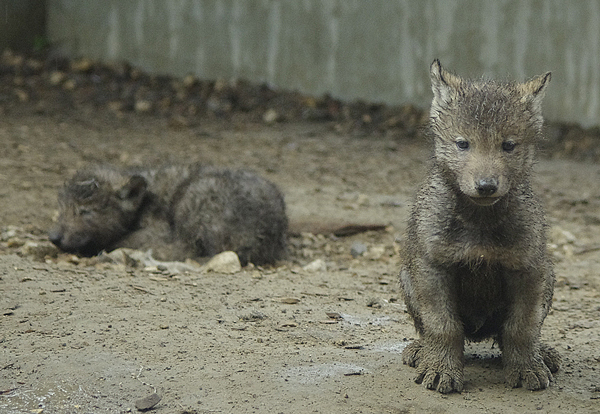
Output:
(1, 55), (600, 413)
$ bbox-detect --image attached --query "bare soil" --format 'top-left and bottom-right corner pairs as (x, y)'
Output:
(1, 55), (599, 413)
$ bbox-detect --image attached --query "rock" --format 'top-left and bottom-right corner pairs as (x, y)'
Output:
(364, 244), (386, 260)
(6, 238), (25, 248)
(182, 74), (198, 88)
(14, 88), (29, 102)
(49, 71), (65, 86)
(71, 58), (94, 72)
(366, 297), (385, 308)
(203, 251), (242, 274)
(107, 101), (125, 113)
(1, 226), (20, 241)
(350, 241), (367, 258)
(302, 258), (326, 272)
(63, 79), (77, 90)
(21, 241), (60, 261)
(263, 108), (279, 124)
(134, 100), (153, 113)
(555, 276), (570, 288)
(135, 392), (162, 411)
(2, 49), (23, 66)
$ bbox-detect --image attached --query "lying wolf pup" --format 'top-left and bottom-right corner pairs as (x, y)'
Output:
(399, 60), (560, 393)
(49, 163), (288, 266)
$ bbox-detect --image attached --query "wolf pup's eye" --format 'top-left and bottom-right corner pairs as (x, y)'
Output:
(455, 138), (469, 150)
(502, 141), (516, 152)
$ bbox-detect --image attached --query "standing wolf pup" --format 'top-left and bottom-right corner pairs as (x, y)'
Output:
(49, 164), (288, 266)
(399, 60), (560, 393)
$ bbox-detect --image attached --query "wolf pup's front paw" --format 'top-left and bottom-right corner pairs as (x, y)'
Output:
(540, 342), (561, 374)
(404, 340), (464, 394)
(504, 354), (553, 391)
(401, 339), (424, 368)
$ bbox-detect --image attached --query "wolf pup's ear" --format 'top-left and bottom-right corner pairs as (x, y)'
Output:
(117, 175), (148, 213)
(73, 179), (99, 200)
(520, 72), (551, 127)
(521, 72), (551, 97)
(430, 59), (462, 110)
(119, 175), (147, 200)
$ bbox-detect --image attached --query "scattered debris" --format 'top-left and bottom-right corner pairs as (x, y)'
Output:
(344, 345), (365, 350)
(129, 284), (155, 295)
(0, 49), (428, 138)
(239, 311), (267, 322)
(279, 297), (301, 304)
(319, 320), (338, 324)
(366, 297), (385, 308)
(100, 248), (202, 273)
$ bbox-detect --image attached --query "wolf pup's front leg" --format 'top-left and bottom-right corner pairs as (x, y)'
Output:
(400, 264), (465, 394)
(500, 268), (558, 390)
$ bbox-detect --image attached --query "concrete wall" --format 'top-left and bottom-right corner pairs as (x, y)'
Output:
(0, 0), (46, 52)
(47, 1), (600, 126)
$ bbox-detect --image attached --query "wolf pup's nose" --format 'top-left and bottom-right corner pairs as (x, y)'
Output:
(48, 230), (63, 247)
(477, 178), (498, 197)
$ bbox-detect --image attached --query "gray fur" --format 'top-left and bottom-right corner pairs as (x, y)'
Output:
(49, 164), (288, 266)
(399, 60), (560, 393)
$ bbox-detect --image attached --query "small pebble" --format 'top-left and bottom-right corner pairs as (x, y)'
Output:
(350, 241), (367, 258)
(263, 108), (279, 124)
(364, 244), (386, 260)
(303, 259), (326, 272)
(134, 100), (152, 113)
(49, 71), (65, 85)
(135, 392), (161, 411)
(203, 251), (242, 274)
